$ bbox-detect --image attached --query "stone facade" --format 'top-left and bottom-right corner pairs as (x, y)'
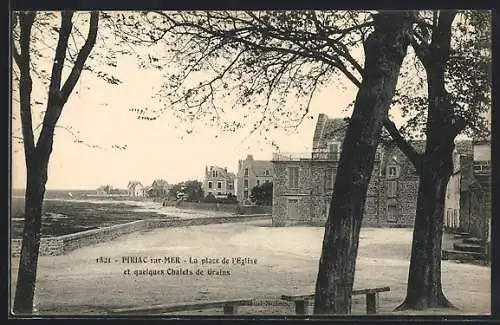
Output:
(236, 155), (273, 201)
(459, 141), (491, 242)
(202, 165), (235, 198)
(272, 113), (471, 228)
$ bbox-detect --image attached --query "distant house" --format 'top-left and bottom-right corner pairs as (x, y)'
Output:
(127, 181), (145, 197)
(96, 186), (108, 196)
(150, 179), (170, 197)
(236, 154), (273, 202)
(96, 185), (114, 196)
(202, 166), (235, 199)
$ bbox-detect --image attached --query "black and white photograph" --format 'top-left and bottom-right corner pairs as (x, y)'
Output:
(9, 9), (492, 317)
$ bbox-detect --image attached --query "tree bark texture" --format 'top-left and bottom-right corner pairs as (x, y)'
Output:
(396, 11), (459, 311)
(313, 11), (414, 315)
(13, 164), (47, 314)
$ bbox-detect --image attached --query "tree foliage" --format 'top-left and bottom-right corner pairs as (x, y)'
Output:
(250, 181), (273, 206)
(168, 180), (204, 202)
(389, 10), (491, 141)
(112, 10), (372, 146)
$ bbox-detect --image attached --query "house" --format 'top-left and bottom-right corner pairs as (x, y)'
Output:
(459, 140), (491, 242)
(271, 113), (471, 227)
(127, 181), (145, 197)
(96, 186), (108, 196)
(202, 166), (235, 198)
(149, 179), (170, 197)
(236, 154), (274, 202)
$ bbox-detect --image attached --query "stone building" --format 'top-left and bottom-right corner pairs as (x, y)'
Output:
(202, 165), (235, 198)
(272, 113), (470, 227)
(459, 140), (491, 242)
(236, 154), (273, 201)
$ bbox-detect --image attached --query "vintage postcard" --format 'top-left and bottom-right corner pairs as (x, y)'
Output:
(9, 10), (492, 318)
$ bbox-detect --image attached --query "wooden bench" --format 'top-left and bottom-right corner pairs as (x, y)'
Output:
(108, 298), (253, 315)
(281, 286), (390, 315)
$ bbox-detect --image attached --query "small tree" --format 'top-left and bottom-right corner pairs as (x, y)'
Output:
(12, 11), (100, 314)
(250, 182), (273, 206)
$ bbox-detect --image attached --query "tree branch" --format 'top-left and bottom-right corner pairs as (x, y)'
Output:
(47, 11), (73, 101)
(383, 118), (423, 173)
(17, 11), (36, 165)
(61, 11), (99, 101)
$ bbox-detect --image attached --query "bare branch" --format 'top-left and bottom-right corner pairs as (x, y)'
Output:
(61, 11), (99, 101)
(47, 11), (74, 100)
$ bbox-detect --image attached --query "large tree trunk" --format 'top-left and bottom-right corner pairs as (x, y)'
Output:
(396, 70), (459, 311)
(313, 11), (414, 315)
(13, 162), (48, 314)
(396, 144), (455, 310)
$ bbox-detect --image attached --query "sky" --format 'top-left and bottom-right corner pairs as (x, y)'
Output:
(11, 16), (360, 190)
(11, 64), (357, 190)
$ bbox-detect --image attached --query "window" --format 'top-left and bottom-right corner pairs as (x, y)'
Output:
(265, 169), (270, 176)
(256, 180), (260, 186)
(325, 168), (334, 191)
(328, 142), (340, 160)
(212, 170), (218, 178)
(387, 204), (397, 223)
(217, 181), (222, 189)
(208, 181), (213, 189)
(244, 190), (248, 199)
(244, 168), (249, 176)
(386, 181), (397, 198)
(387, 165), (399, 178)
(244, 179), (249, 188)
(288, 167), (299, 188)
(228, 183), (233, 190)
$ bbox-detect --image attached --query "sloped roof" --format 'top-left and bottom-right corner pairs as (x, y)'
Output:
(152, 179), (169, 188)
(207, 165), (235, 179)
(312, 114), (348, 149)
(250, 160), (273, 176)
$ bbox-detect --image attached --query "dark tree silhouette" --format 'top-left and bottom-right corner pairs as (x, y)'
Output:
(12, 11), (100, 314)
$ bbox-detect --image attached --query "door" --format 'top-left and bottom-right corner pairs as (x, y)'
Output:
(387, 204), (397, 223)
(288, 199), (299, 220)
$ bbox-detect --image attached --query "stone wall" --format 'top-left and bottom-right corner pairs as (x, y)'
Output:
(173, 201), (272, 215)
(11, 220), (150, 257)
(11, 215), (272, 257)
